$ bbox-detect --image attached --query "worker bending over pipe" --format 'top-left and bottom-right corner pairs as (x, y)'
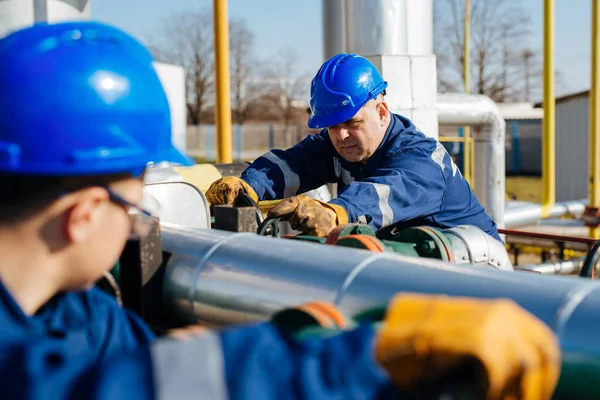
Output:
(206, 54), (502, 245)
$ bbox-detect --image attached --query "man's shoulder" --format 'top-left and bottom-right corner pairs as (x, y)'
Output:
(48, 286), (125, 326)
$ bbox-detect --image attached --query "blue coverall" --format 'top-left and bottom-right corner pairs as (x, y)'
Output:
(241, 113), (502, 242)
(0, 281), (397, 399)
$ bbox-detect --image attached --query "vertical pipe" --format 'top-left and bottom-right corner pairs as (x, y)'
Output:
(235, 124), (242, 161)
(541, 0), (556, 217)
(206, 125), (212, 162)
(33, 0), (48, 22)
(213, 0), (233, 163)
(512, 122), (520, 174)
(457, 127), (465, 171)
(268, 124), (274, 149)
(322, 0), (346, 59)
(463, 0), (473, 188)
(590, 0), (600, 239)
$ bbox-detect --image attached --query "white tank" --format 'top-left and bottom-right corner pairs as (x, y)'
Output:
(323, 0), (434, 57)
(0, 0), (91, 38)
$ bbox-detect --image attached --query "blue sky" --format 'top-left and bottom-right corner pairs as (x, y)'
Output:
(92, 0), (592, 100)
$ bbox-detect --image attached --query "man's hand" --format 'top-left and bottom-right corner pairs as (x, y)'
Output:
(268, 195), (348, 237)
(167, 325), (209, 341)
(375, 293), (561, 400)
(206, 176), (258, 205)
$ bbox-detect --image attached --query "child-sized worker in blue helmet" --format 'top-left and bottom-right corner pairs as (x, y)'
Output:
(0, 21), (560, 400)
(206, 53), (503, 244)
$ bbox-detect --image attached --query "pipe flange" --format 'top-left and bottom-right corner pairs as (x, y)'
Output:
(442, 225), (513, 271)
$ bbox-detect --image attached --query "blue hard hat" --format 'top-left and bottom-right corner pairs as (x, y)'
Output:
(0, 21), (193, 177)
(308, 53), (388, 129)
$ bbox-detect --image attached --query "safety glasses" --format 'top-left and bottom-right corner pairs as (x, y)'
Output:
(106, 189), (160, 239)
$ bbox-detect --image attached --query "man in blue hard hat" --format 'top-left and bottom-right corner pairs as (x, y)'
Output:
(207, 54), (502, 243)
(0, 21), (559, 399)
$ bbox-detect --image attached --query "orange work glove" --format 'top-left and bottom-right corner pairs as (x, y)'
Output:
(375, 293), (560, 400)
(206, 176), (258, 206)
(267, 194), (348, 237)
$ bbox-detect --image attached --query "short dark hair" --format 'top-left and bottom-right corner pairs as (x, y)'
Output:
(0, 172), (132, 226)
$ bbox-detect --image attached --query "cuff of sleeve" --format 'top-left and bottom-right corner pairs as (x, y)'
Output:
(150, 332), (229, 400)
(239, 172), (265, 200)
(329, 197), (356, 223)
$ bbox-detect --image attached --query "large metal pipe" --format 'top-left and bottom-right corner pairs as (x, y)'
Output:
(344, 0), (408, 56)
(322, 0), (345, 60)
(161, 224), (600, 375)
(518, 258), (584, 275)
(504, 199), (587, 228)
(437, 93), (506, 228)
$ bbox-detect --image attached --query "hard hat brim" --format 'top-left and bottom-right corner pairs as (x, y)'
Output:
(307, 103), (363, 130)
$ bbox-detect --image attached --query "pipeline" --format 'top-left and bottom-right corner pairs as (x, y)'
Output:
(517, 258), (584, 275)
(504, 199), (587, 228)
(161, 223), (600, 380)
(437, 93), (506, 228)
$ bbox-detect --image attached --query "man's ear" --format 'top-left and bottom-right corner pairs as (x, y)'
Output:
(378, 100), (389, 126)
(64, 187), (109, 244)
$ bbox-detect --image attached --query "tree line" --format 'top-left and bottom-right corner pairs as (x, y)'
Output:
(148, 1), (564, 127)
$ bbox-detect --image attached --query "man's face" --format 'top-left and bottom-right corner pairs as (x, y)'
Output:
(327, 98), (390, 163)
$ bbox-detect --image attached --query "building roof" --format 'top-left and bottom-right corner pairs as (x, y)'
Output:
(533, 90), (590, 107)
(497, 102), (544, 120)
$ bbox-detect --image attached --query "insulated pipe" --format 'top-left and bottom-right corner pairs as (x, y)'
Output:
(322, 0), (345, 60)
(517, 258), (584, 275)
(437, 93), (506, 227)
(344, 0), (408, 56)
(161, 224), (600, 377)
(503, 199), (587, 228)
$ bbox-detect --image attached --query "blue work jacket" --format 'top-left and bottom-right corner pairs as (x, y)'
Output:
(0, 280), (397, 399)
(241, 113), (501, 242)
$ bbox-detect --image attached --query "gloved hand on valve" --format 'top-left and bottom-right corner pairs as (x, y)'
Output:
(206, 176), (259, 205)
(267, 194), (349, 237)
(376, 293), (561, 400)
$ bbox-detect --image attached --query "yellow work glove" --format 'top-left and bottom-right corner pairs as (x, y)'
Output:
(267, 194), (348, 237)
(375, 293), (560, 400)
(205, 176), (259, 206)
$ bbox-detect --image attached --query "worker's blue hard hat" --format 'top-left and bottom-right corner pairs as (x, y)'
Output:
(0, 21), (193, 177)
(308, 53), (388, 129)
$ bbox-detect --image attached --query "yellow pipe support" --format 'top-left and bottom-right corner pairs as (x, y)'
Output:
(541, 0), (556, 218)
(173, 164), (223, 193)
(213, 0), (233, 163)
(590, 0), (600, 239)
(463, 0), (473, 188)
(438, 136), (465, 142)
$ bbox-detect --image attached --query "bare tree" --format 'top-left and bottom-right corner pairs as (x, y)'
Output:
(259, 49), (310, 131)
(229, 18), (264, 125)
(147, 8), (214, 125)
(434, 0), (543, 102)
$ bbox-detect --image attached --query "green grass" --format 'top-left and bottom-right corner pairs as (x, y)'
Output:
(192, 156), (215, 164)
(505, 176), (542, 203)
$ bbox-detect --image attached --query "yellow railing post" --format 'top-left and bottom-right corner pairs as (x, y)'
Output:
(589, 0), (600, 239)
(541, 0), (555, 218)
(463, 0), (473, 188)
(213, 0), (233, 163)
